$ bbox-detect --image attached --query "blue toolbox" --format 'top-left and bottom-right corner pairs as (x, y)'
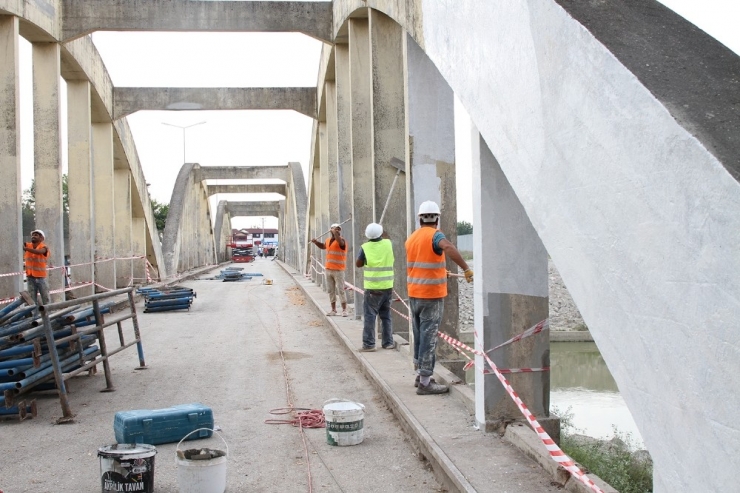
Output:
(114, 403), (214, 445)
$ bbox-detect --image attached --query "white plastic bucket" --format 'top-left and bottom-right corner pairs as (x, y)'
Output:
(175, 428), (228, 493)
(323, 399), (365, 446)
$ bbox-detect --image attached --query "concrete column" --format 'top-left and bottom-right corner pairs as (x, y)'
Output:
(32, 42), (64, 299)
(471, 127), (551, 434)
(114, 169), (132, 288)
(66, 80), (94, 297)
(335, 42), (355, 310)
(326, 81), (340, 224)
(370, 10), (408, 337)
(0, 16), (22, 299)
(131, 217), (146, 283)
(92, 123), (116, 290)
(310, 161), (321, 283)
(349, 15), (373, 316)
(318, 121), (329, 290)
(405, 34), (460, 367)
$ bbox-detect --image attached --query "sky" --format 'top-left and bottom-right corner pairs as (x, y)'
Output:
(16, 0), (740, 231)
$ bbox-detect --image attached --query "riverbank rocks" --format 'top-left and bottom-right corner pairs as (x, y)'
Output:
(458, 259), (585, 332)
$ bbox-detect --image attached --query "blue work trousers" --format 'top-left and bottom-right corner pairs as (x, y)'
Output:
(410, 297), (444, 377)
(362, 289), (393, 349)
(27, 276), (50, 306)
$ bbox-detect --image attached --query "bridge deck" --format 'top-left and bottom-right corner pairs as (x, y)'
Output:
(0, 259), (567, 492)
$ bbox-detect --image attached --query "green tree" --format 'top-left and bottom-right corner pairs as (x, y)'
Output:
(21, 175), (69, 239)
(456, 220), (473, 236)
(151, 199), (169, 232)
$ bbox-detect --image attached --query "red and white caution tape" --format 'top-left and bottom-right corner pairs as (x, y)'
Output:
(313, 278), (598, 490)
(486, 319), (549, 354)
(436, 331), (602, 492)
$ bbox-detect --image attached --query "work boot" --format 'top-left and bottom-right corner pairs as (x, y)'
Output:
(414, 375), (436, 388)
(416, 381), (448, 395)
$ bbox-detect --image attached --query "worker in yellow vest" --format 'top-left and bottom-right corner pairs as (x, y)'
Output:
(355, 223), (395, 352)
(406, 202), (473, 395)
(310, 223), (349, 316)
(23, 229), (51, 306)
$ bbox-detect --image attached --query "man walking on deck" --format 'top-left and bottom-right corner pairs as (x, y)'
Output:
(405, 202), (473, 395)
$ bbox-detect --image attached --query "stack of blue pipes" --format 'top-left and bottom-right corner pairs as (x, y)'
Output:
(138, 286), (195, 313)
(0, 298), (106, 417)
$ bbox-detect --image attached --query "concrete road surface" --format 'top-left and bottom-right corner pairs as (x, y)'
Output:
(0, 260), (443, 492)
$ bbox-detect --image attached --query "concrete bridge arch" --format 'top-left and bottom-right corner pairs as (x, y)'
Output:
(162, 162), (306, 274)
(304, 3), (739, 492)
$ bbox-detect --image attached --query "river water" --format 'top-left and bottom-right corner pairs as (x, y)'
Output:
(550, 341), (644, 448)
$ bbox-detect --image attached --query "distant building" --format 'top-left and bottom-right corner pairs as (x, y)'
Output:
(231, 228), (279, 247)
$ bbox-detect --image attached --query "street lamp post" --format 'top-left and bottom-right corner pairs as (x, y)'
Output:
(261, 217), (265, 256)
(162, 121), (206, 164)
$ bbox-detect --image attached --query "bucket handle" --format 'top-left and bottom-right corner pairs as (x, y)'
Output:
(323, 398), (365, 411)
(176, 428), (228, 459)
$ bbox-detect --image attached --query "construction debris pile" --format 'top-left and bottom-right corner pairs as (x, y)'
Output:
(138, 286), (196, 313)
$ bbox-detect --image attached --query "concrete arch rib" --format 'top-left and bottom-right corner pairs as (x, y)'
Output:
(328, 2), (740, 491)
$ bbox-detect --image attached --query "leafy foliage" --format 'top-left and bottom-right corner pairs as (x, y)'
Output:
(151, 199), (169, 232)
(21, 175), (69, 239)
(456, 220), (473, 235)
(555, 407), (653, 493)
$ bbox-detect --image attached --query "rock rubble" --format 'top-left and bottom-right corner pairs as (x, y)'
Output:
(458, 259), (584, 332)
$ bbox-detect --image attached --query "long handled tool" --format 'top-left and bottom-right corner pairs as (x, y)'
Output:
(311, 214), (353, 243)
(378, 157), (405, 225)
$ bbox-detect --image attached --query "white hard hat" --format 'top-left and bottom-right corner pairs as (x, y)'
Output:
(365, 223), (383, 239)
(330, 223), (341, 229)
(31, 229), (45, 238)
(418, 201), (441, 222)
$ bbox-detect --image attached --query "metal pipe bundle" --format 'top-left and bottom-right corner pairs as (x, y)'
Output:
(138, 286), (196, 313)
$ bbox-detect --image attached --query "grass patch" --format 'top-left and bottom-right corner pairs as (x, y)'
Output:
(460, 251), (473, 261)
(555, 407), (653, 493)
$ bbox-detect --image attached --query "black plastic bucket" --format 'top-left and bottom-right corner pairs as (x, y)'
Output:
(98, 443), (156, 493)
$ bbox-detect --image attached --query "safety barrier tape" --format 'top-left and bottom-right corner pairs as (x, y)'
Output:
(338, 277), (599, 491)
(1, 255), (150, 277)
(486, 319), (549, 353)
(436, 331), (603, 492)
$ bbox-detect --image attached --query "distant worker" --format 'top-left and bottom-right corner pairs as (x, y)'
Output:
(405, 201), (473, 395)
(23, 229), (50, 306)
(355, 223), (395, 352)
(310, 223), (348, 317)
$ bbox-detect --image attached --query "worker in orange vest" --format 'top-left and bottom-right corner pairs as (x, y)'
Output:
(406, 201), (473, 395)
(310, 223), (349, 317)
(23, 229), (51, 306)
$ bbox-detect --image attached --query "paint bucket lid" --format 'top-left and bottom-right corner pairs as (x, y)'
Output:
(98, 443), (157, 459)
(323, 400), (364, 412)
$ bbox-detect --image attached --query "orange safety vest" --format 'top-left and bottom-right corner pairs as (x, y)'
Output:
(324, 238), (347, 271)
(405, 227), (447, 299)
(24, 241), (49, 278)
